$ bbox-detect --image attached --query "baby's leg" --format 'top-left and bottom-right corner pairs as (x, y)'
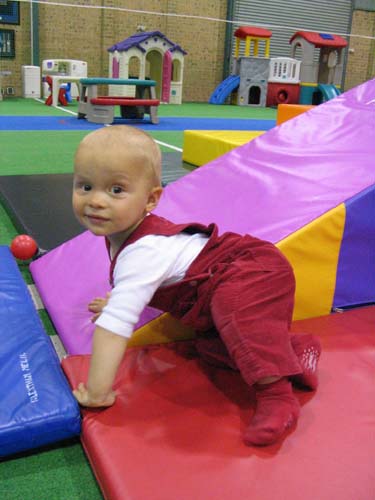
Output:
(210, 257), (302, 446)
(196, 337), (300, 445)
(196, 333), (321, 392)
(195, 334), (237, 370)
(196, 335), (319, 444)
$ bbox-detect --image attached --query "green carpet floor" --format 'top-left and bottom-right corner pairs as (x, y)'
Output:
(0, 97), (277, 119)
(0, 98), (276, 499)
(0, 130), (185, 174)
(1, 439), (102, 500)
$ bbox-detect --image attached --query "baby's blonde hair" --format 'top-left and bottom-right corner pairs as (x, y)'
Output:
(76, 125), (162, 186)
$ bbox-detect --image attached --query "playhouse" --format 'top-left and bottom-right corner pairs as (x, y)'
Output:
(290, 31), (348, 104)
(107, 31), (187, 104)
(233, 26), (273, 107)
(210, 26), (347, 107)
(41, 59), (87, 98)
(210, 26), (301, 107)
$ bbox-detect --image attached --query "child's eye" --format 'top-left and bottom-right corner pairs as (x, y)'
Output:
(111, 186), (124, 195)
(74, 181), (92, 192)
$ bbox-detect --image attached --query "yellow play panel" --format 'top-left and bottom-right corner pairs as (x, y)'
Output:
(128, 313), (195, 347)
(277, 204), (346, 321)
(183, 130), (265, 166)
(129, 203), (346, 346)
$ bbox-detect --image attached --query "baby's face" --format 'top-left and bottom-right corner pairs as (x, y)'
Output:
(72, 141), (158, 240)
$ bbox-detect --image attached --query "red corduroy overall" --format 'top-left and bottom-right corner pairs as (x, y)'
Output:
(108, 214), (302, 386)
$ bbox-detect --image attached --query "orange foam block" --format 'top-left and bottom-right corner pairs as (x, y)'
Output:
(276, 104), (315, 125)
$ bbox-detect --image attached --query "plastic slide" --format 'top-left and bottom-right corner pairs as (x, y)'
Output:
(317, 83), (341, 102)
(209, 74), (240, 104)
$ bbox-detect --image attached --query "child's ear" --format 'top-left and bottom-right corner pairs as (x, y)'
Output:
(146, 186), (163, 212)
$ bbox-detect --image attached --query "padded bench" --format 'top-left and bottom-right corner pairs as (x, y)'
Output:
(87, 96), (160, 124)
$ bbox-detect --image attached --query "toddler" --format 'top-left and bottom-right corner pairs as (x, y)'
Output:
(72, 125), (321, 446)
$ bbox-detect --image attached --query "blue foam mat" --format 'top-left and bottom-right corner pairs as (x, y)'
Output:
(0, 246), (80, 457)
(0, 115), (275, 131)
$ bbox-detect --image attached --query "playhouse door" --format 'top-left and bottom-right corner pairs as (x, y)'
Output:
(162, 50), (172, 103)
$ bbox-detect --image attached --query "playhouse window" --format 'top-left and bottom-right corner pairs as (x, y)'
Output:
(129, 56), (140, 79)
(172, 60), (181, 82)
(292, 43), (303, 61)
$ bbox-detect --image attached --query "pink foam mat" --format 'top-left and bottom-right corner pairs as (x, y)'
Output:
(30, 231), (161, 354)
(30, 80), (375, 355)
(62, 307), (375, 500)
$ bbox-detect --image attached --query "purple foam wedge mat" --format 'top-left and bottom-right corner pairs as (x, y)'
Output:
(31, 80), (375, 355)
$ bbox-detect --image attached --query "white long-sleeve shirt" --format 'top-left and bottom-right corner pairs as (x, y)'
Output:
(95, 232), (208, 338)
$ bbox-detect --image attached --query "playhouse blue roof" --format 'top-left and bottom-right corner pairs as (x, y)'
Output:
(108, 31), (187, 54)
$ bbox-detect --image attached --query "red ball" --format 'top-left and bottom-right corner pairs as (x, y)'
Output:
(10, 235), (38, 260)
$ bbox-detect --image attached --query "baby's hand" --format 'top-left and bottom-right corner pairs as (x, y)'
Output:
(88, 292), (111, 322)
(73, 382), (116, 408)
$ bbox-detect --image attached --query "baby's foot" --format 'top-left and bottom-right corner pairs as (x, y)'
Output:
(244, 378), (300, 446)
(290, 334), (321, 390)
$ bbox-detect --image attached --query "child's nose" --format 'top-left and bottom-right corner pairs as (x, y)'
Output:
(88, 190), (107, 207)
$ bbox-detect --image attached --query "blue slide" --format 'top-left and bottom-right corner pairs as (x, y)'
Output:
(0, 246), (81, 457)
(209, 74), (240, 104)
(317, 83), (341, 102)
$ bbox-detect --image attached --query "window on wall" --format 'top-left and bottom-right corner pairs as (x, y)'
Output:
(0, 1), (20, 25)
(0, 29), (15, 58)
